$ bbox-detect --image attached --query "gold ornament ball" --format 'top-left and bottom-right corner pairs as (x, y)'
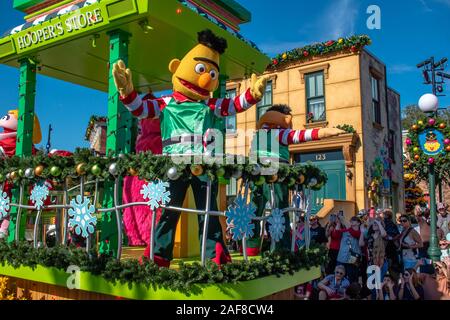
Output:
(267, 174), (278, 183)
(282, 53), (287, 60)
(439, 123), (446, 129)
(76, 163), (86, 175)
(128, 167), (138, 176)
(446, 145), (450, 152)
(10, 171), (17, 180)
(297, 174), (305, 184)
(411, 124), (418, 131)
(414, 154), (420, 161)
(35, 165), (44, 176)
(190, 165), (204, 176)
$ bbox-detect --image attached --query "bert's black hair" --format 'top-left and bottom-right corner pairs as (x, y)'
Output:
(266, 104), (292, 115)
(197, 29), (227, 54)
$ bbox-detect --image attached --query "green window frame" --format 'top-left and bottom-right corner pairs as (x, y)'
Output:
(305, 71), (326, 122)
(371, 75), (381, 124)
(256, 80), (273, 120)
(225, 89), (237, 133)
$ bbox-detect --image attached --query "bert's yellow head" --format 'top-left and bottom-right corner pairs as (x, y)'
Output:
(169, 29), (227, 101)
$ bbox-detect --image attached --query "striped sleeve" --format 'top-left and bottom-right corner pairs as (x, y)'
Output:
(207, 88), (260, 117)
(119, 90), (164, 120)
(279, 128), (320, 145)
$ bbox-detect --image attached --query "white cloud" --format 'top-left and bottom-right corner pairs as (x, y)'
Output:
(418, 0), (433, 12)
(318, 0), (358, 40)
(388, 64), (416, 74)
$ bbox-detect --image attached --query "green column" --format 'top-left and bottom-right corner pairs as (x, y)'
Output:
(427, 164), (441, 261)
(8, 58), (37, 242)
(99, 30), (131, 257)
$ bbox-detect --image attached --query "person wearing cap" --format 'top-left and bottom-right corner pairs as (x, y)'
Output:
(246, 104), (344, 256)
(437, 202), (450, 237)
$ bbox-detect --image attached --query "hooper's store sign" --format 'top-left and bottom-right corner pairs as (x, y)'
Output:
(16, 9), (104, 50)
(15, 8), (105, 51)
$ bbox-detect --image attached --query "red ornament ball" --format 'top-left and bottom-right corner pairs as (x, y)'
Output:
(428, 118), (436, 126)
(439, 123), (446, 129)
(303, 50), (309, 57)
(444, 138), (450, 145)
(405, 138), (412, 145)
(428, 157), (435, 164)
(272, 59), (278, 65)
(350, 45), (357, 52)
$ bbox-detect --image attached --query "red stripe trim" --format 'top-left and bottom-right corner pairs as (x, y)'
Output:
(287, 130), (296, 145)
(298, 130), (306, 142)
(120, 90), (138, 105)
(312, 128), (320, 140)
(234, 95), (243, 113)
(157, 98), (167, 111)
(245, 88), (258, 106)
(131, 104), (144, 117)
(221, 98), (231, 116)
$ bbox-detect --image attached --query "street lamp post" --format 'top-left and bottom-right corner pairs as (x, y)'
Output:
(418, 93), (441, 261)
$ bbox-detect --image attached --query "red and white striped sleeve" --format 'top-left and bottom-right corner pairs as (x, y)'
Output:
(206, 88), (259, 117)
(119, 90), (166, 120)
(278, 128), (320, 145)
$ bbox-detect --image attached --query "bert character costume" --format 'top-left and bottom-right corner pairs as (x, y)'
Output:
(113, 29), (269, 267)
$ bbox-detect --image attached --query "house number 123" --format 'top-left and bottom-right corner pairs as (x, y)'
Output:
(316, 154), (326, 161)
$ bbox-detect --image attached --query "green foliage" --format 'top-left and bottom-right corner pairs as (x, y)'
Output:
(335, 124), (356, 133)
(0, 148), (327, 191)
(269, 35), (371, 69)
(0, 241), (327, 295)
(402, 105), (450, 130)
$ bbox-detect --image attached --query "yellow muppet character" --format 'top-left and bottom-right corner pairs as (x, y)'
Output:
(114, 29), (269, 267)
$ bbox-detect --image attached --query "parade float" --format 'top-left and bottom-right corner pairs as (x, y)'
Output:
(0, 0), (328, 300)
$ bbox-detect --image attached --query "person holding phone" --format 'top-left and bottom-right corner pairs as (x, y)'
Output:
(326, 213), (344, 274)
(398, 269), (424, 300)
(399, 215), (423, 270)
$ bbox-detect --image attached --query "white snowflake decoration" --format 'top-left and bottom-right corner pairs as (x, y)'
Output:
(141, 180), (171, 210)
(225, 195), (256, 241)
(30, 182), (49, 210)
(68, 195), (97, 238)
(0, 190), (10, 219)
(267, 208), (286, 242)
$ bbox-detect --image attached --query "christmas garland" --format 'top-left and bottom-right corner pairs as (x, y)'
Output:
(84, 115), (107, 141)
(0, 148), (327, 191)
(405, 117), (450, 183)
(335, 124), (356, 134)
(0, 241), (327, 295)
(269, 35), (371, 69)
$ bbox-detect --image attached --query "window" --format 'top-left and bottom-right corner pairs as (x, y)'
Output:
(224, 89), (237, 133)
(256, 81), (273, 120)
(305, 71), (325, 122)
(226, 178), (237, 205)
(389, 130), (395, 163)
(371, 75), (381, 124)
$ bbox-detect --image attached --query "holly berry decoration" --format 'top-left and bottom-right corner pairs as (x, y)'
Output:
(428, 118), (436, 126)
(50, 166), (61, 177)
(91, 164), (102, 176)
(190, 165), (204, 176)
(34, 165), (44, 176)
(76, 163), (86, 175)
(439, 123), (446, 129)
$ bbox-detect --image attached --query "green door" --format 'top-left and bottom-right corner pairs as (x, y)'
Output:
(294, 150), (346, 214)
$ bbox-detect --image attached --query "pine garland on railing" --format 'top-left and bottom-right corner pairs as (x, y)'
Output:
(0, 241), (327, 295)
(0, 148), (327, 191)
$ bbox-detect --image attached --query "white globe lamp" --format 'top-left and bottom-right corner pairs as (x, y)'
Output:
(418, 93), (439, 113)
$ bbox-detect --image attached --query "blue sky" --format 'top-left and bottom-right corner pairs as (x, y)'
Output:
(0, 0), (449, 151)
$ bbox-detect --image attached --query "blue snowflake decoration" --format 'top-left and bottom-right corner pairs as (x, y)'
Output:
(267, 208), (286, 242)
(68, 195), (97, 238)
(225, 195), (256, 241)
(0, 190), (10, 219)
(140, 180), (171, 210)
(30, 182), (49, 210)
